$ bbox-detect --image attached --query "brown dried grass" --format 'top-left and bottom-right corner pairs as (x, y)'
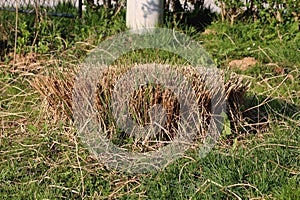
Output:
(30, 64), (266, 151)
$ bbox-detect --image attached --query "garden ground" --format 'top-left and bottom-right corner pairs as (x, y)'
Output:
(0, 6), (299, 199)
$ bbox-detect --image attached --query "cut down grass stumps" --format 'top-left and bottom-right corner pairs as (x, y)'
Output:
(30, 64), (268, 152)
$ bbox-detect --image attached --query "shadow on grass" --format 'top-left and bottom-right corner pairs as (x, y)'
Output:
(241, 93), (300, 133)
(165, 8), (217, 32)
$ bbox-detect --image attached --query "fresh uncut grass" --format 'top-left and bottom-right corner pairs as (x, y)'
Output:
(1, 7), (299, 200)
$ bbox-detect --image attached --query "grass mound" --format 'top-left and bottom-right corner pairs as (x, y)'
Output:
(30, 63), (265, 153)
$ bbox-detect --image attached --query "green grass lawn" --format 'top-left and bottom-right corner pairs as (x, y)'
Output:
(0, 8), (299, 199)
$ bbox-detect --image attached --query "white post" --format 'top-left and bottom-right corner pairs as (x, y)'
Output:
(126, 0), (164, 33)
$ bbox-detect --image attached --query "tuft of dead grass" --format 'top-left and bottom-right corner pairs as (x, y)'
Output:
(30, 64), (267, 151)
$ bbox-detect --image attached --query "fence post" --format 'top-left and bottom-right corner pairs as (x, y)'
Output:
(126, 0), (164, 33)
(78, 0), (82, 18)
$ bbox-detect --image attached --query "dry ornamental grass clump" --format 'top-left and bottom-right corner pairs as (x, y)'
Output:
(31, 64), (266, 152)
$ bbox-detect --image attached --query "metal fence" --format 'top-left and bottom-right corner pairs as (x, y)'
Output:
(0, 0), (83, 18)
